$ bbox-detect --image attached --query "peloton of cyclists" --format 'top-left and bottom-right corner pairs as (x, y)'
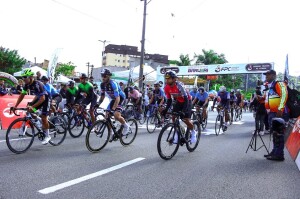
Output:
(212, 86), (230, 131)
(192, 87), (209, 122)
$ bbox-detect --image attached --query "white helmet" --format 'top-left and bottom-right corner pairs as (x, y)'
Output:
(219, 86), (226, 92)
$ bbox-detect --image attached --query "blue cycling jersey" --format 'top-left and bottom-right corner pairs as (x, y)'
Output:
(217, 91), (230, 105)
(190, 90), (197, 98)
(44, 83), (59, 97)
(100, 80), (125, 100)
(195, 92), (208, 102)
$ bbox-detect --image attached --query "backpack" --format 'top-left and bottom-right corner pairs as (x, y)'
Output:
(272, 81), (300, 118)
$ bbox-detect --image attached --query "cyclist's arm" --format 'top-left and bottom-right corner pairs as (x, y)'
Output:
(149, 95), (154, 105)
(14, 93), (26, 107)
(74, 86), (83, 103)
(111, 81), (121, 110)
(31, 95), (46, 109)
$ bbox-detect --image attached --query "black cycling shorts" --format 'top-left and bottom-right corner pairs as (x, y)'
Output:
(82, 97), (97, 108)
(173, 100), (191, 119)
(196, 101), (208, 108)
(31, 95), (50, 116)
(108, 97), (124, 112)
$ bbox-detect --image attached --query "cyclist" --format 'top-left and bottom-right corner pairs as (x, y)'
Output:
(128, 86), (143, 119)
(189, 86), (198, 101)
(98, 69), (129, 135)
(212, 86), (230, 131)
(192, 87), (209, 121)
(161, 71), (197, 143)
(65, 80), (78, 108)
(236, 89), (245, 112)
(149, 82), (165, 124)
(12, 69), (51, 144)
(74, 73), (97, 124)
(41, 76), (62, 113)
(229, 89), (236, 122)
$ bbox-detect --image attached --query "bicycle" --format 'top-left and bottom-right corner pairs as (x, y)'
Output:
(234, 105), (242, 121)
(85, 109), (138, 153)
(214, 107), (228, 136)
(191, 105), (208, 130)
(146, 104), (169, 134)
(124, 102), (146, 125)
(157, 112), (201, 160)
(6, 107), (67, 154)
(68, 104), (92, 138)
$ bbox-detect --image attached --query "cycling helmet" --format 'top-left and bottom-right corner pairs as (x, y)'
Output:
(236, 89), (241, 93)
(41, 76), (49, 81)
(68, 80), (75, 86)
(219, 86), (226, 92)
(230, 89), (235, 93)
(128, 86), (134, 91)
(198, 87), (205, 92)
(21, 68), (34, 77)
(154, 82), (161, 87)
(80, 73), (88, 78)
(165, 71), (177, 79)
(100, 69), (112, 76)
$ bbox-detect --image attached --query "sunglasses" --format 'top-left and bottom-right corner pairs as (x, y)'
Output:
(101, 75), (108, 78)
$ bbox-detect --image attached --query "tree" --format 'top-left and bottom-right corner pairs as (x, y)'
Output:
(194, 49), (227, 65)
(0, 46), (26, 74)
(54, 61), (76, 80)
(169, 54), (192, 66)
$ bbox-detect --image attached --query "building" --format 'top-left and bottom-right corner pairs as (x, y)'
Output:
(102, 44), (169, 70)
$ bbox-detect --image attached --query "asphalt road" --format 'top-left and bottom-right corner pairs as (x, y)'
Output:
(0, 111), (299, 199)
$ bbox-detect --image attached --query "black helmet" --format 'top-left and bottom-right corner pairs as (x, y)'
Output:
(41, 76), (49, 81)
(165, 71), (177, 79)
(101, 69), (112, 76)
(198, 87), (204, 92)
(80, 73), (88, 79)
(128, 86), (134, 91)
(68, 80), (75, 86)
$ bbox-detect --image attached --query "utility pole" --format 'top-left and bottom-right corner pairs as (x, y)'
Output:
(86, 62), (90, 76)
(98, 40), (110, 67)
(139, 0), (148, 92)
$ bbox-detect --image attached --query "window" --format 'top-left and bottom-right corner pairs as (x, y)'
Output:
(123, 60), (125, 63)
(118, 60), (120, 62)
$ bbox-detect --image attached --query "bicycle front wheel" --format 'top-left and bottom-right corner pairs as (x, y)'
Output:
(120, 118), (138, 146)
(186, 121), (201, 152)
(146, 115), (158, 133)
(157, 123), (179, 160)
(6, 118), (35, 154)
(86, 121), (111, 153)
(49, 116), (67, 146)
(215, 115), (222, 136)
(68, 114), (85, 138)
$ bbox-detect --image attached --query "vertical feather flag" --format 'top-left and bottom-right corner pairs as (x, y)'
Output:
(284, 54), (289, 83)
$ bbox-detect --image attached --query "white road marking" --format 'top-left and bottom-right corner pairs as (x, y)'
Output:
(38, 157), (145, 194)
(201, 129), (224, 135)
(0, 138), (31, 143)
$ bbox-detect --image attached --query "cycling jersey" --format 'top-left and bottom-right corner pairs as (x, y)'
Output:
(153, 88), (165, 103)
(229, 94), (236, 105)
(216, 91), (230, 108)
(21, 80), (48, 97)
(195, 92), (208, 102)
(236, 93), (243, 105)
(66, 87), (78, 105)
(164, 81), (191, 103)
(189, 90), (197, 99)
(100, 80), (125, 100)
(44, 83), (59, 98)
(75, 82), (96, 101)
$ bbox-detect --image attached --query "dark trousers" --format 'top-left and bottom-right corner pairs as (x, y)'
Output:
(255, 113), (265, 131)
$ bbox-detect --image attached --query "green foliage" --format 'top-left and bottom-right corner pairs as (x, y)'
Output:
(54, 61), (76, 80)
(194, 49), (227, 65)
(170, 54), (192, 66)
(0, 46), (26, 74)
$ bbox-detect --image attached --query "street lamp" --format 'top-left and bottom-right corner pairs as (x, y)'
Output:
(98, 40), (110, 67)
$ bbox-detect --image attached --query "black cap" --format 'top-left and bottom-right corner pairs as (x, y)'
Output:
(41, 76), (49, 81)
(80, 73), (88, 78)
(263, 69), (276, 75)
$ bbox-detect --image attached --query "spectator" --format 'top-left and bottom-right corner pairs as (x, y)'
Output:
(60, 84), (67, 99)
(36, 71), (41, 81)
(10, 83), (19, 94)
(262, 69), (288, 161)
(252, 86), (267, 135)
(0, 80), (8, 96)
(16, 79), (24, 94)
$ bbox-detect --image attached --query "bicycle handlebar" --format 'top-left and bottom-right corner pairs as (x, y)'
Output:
(10, 107), (27, 116)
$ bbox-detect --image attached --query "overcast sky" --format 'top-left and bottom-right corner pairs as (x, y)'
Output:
(1, 0), (299, 76)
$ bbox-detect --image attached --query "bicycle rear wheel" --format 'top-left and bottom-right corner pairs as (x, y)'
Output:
(68, 114), (85, 138)
(157, 123), (179, 160)
(6, 118), (35, 154)
(215, 115), (222, 136)
(186, 121), (201, 152)
(86, 121), (111, 153)
(146, 115), (158, 133)
(49, 116), (67, 146)
(120, 118), (138, 146)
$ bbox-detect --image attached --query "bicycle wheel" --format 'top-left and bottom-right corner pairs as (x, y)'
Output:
(86, 121), (111, 153)
(239, 110), (243, 120)
(215, 115), (222, 136)
(157, 123), (180, 160)
(68, 114), (85, 138)
(120, 118), (138, 146)
(201, 115), (208, 130)
(49, 116), (67, 146)
(146, 115), (158, 133)
(186, 121), (201, 152)
(234, 110), (238, 121)
(6, 118), (35, 154)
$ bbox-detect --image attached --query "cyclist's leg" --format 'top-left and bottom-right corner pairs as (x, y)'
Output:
(89, 97), (97, 123)
(38, 96), (51, 143)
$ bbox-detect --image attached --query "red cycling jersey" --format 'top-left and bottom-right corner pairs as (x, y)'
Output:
(164, 81), (191, 103)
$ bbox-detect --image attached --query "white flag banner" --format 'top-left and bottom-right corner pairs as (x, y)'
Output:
(47, 48), (63, 83)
